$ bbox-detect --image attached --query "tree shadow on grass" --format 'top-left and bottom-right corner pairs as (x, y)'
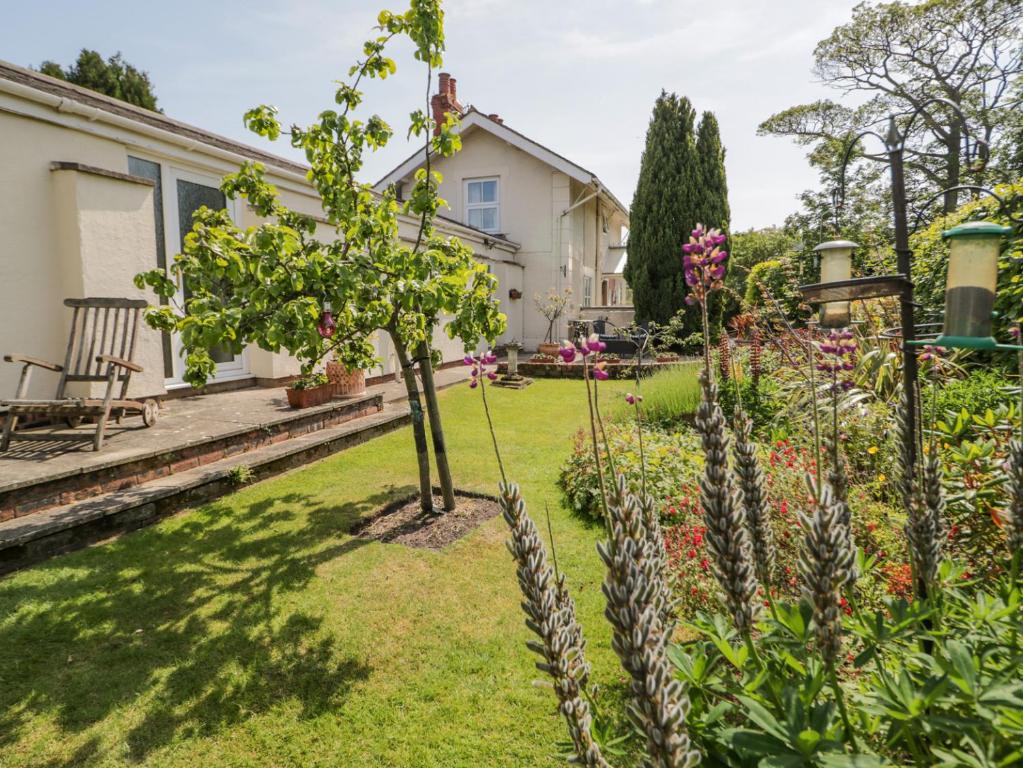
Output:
(0, 482), (415, 764)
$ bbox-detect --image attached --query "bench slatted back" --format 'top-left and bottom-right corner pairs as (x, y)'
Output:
(56, 298), (148, 399)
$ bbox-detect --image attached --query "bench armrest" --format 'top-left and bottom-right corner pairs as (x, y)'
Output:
(3, 354), (63, 372)
(96, 354), (143, 373)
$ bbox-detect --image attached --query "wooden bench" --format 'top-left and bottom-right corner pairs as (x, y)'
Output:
(2, 298), (158, 452)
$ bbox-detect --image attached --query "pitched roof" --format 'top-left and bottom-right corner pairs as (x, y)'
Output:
(0, 59), (310, 177)
(374, 107), (629, 216)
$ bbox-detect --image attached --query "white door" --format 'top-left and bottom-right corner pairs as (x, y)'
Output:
(163, 166), (248, 387)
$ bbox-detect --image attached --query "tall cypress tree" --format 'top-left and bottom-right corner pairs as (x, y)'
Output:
(625, 91), (698, 325)
(694, 112), (730, 236)
(694, 112), (732, 326)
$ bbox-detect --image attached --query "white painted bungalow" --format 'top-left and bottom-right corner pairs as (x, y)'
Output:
(0, 62), (631, 405)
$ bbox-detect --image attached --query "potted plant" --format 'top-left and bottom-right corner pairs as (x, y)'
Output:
(285, 372), (333, 409)
(534, 288), (572, 356)
(326, 355), (366, 397)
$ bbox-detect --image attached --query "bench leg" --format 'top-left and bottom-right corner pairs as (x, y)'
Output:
(1, 363), (32, 451)
(0, 412), (17, 451)
(93, 364), (118, 451)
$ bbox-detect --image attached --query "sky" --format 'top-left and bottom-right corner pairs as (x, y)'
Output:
(2, 0), (862, 230)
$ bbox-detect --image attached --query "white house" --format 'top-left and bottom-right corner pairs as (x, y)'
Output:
(375, 73), (633, 348)
(0, 62), (630, 405)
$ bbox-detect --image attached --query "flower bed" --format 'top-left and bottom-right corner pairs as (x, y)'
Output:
(497, 359), (685, 380)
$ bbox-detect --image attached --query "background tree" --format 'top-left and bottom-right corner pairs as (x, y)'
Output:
(624, 92), (699, 327)
(760, 0), (1023, 215)
(39, 49), (160, 111)
(694, 112), (730, 239)
(136, 1), (504, 515)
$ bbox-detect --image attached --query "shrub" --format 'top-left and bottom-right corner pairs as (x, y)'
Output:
(675, 565), (1023, 766)
(718, 377), (784, 434)
(925, 368), (1015, 419)
(559, 422), (702, 521)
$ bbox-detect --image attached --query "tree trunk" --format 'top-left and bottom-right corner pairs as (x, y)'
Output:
(943, 123), (962, 215)
(391, 333), (434, 513)
(416, 342), (456, 512)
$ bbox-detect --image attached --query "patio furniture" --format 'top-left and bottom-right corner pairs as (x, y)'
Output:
(1, 298), (158, 452)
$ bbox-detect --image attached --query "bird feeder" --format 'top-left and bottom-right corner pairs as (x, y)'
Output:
(813, 240), (858, 328)
(934, 222), (1013, 349)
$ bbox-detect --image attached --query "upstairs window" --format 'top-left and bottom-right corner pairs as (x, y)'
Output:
(465, 177), (499, 233)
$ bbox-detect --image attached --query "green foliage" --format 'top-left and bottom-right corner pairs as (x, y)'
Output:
(694, 112), (730, 247)
(625, 91), (711, 327)
(289, 372), (328, 390)
(226, 465), (255, 486)
(616, 363), (703, 429)
(726, 228), (799, 310)
(718, 377), (784, 434)
(134, 0), (504, 390)
(911, 178), (1023, 330)
(38, 49), (159, 111)
(927, 369), (1015, 419)
(674, 565), (1023, 766)
(744, 258), (806, 319)
(559, 422), (703, 521)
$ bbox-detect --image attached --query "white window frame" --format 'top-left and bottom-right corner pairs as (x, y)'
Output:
(464, 177), (500, 233)
(582, 272), (594, 308)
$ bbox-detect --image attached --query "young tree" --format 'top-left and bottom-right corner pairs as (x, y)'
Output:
(135, 1), (504, 514)
(759, 0), (1023, 214)
(624, 91), (699, 326)
(39, 49), (160, 111)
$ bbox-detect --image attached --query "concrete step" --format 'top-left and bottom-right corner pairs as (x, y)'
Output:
(0, 392), (385, 520)
(0, 403), (410, 574)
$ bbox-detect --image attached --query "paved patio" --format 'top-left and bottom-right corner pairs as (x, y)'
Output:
(0, 365), (472, 494)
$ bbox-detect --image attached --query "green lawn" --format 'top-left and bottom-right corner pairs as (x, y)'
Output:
(0, 379), (633, 767)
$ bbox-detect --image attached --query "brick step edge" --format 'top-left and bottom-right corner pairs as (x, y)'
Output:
(0, 405), (411, 575)
(1, 393), (385, 520)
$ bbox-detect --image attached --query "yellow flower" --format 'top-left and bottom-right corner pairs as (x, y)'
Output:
(867, 446), (879, 455)
(877, 473), (887, 483)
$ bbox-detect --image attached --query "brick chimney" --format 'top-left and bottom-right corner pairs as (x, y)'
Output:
(431, 72), (464, 135)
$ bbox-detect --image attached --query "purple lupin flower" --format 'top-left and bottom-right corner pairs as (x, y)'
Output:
(682, 225), (729, 307)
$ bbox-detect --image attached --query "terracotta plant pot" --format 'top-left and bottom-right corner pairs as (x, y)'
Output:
(537, 342), (561, 357)
(326, 361), (367, 397)
(656, 355), (680, 364)
(286, 383), (335, 409)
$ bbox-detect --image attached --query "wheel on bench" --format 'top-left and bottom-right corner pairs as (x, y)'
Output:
(142, 399), (159, 427)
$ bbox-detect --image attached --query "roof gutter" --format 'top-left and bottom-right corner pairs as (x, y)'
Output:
(0, 76), (312, 188)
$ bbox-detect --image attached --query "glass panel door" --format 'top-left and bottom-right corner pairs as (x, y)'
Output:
(164, 168), (248, 386)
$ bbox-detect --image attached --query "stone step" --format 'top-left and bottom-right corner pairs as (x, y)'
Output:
(0, 392), (385, 520)
(0, 403), (410, 575)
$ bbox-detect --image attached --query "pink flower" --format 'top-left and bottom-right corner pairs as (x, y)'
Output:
(469, 378), (478, 389)
(681, 223), (728, 306)
(486, 371), (498, 381)
(558, 342), (577, 363)
(463, 354), (476, 366)
(625, 392), (643, 405)
(483, 352), (498, 365)
(592, 361), (610, 380)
